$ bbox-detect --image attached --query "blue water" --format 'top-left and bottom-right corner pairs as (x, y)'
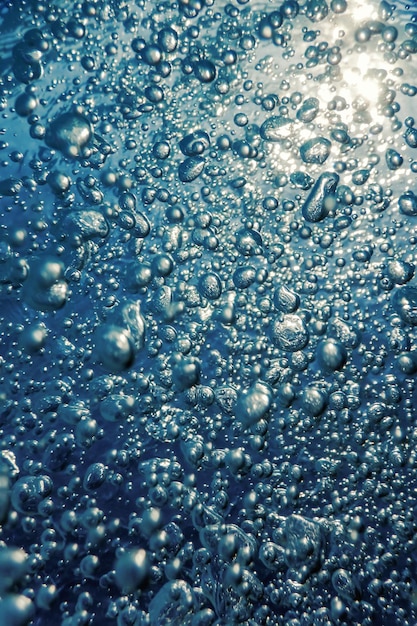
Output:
(0, 0), (417, 624)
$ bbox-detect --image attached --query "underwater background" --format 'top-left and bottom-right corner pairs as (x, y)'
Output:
(1, 0), (417, 624)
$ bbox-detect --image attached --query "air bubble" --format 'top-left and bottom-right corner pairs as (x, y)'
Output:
(391, 287), (417, 326)
(180, 131), (210, 157)
(83, 463), (106, 491)
(0, 594), (35, 626)
(300, 137), (331, 164)
(193, 59), (217, 83)
(11, 475), (53, 515)
(233, 266), (257, 289)
(149, 580), (195, 625)
(198, 272), (222, 300)
(22, 257), (68, 312)
(398, 191), (417, 216)
(274, 285), (300, 313)
(272, 314), (309, 351)
(45, 111), (92, 158)
(0, 549), (28, 593)
(260, 115), (293, 142)
(387, 260), (414, 285)
(115, 549), (149, 592)
(296, 97), (319, 123)
(157, 27), (178, 53)
(301, 172), (339, 222)
(385, 148), (403, 170)
(316, 339), (347, 371)
(15, 92), (38, 116)
(95, 325), (135, 372)
(172, 356), (201, 390)
(62, 210), (109, 240)
(0, 2), (416, 624)
(178, 157), (205, 183)
(332, 568), (358, 601)
(236, 381), (272, 427)
(302, 385), (327, 416)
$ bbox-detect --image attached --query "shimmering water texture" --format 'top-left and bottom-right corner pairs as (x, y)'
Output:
(1, 0), (417, 624)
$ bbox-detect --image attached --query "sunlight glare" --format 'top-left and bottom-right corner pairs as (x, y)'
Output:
(350, 0), (374, 22)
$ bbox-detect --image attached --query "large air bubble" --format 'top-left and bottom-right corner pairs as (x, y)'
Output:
(272, 314), (309, 351)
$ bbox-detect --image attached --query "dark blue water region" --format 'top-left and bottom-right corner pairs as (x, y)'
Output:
(1, 0), (417, 624)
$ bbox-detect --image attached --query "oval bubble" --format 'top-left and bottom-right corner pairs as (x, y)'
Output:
(260, 115), (293, 142)
(0, 549), (28, 593)
(83, 463), (106, 491)
(391, 286), (417, 326)
(233, 266), (257, 289)
(95, 324), (135, 372)
(178, 156), (205, 183)
(198, 272), (222, 300)
(115, 549), (149, 592)
(61, 210), (109, 240)
(149, 580), (196, 625)
(236, 382), (272, 427)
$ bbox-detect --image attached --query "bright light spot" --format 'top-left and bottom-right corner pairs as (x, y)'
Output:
(350, 0), (374, 21)
(342, 70), (380, 106)
(341, 53), (380, 105)
(298, 126), (315, 142)
(317, 83), (335, 104)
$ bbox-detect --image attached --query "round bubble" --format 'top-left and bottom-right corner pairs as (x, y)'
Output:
(45, 111), (92, 158)
(115, 549), (149, 592)
(19, 324), (47, 353)
(0, 594), (35, 626)
(15, 92), (38, 116)
(95, 325), (135, 372)
(399, 191), (417, 216)
(300, 137), (331, 164)
(316, 339), (347, 371)
(272, 314), (309, 351)
(172, 357), (200, 390)
(193, 59), (216, 83)
(302, 386), (327, 416)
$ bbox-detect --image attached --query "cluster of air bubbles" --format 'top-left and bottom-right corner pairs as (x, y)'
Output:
(0, 0), (417, 624)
